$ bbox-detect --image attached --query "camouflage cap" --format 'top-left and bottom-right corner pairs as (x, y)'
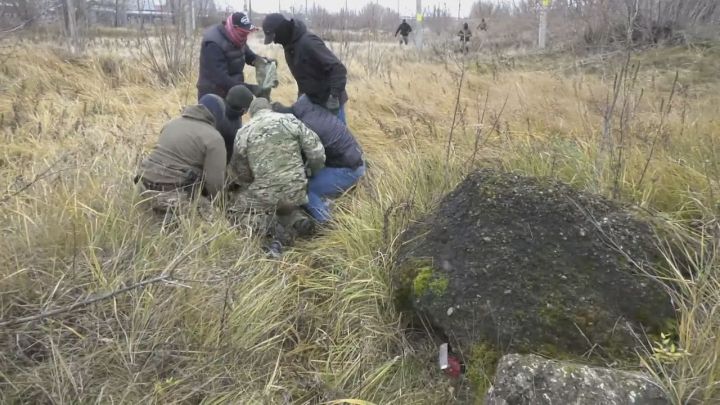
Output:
(249, 97), (272, 116)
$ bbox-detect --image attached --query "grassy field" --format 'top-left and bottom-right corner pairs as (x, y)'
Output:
(0, 34), (719, 404)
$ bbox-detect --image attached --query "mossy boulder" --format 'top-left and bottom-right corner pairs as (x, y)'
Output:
(395, 169), (675, 365)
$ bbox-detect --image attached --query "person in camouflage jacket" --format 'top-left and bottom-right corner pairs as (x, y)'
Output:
(228, 98), (324, 252)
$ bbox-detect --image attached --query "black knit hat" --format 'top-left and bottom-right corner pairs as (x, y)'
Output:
(226, 85), (255, 112)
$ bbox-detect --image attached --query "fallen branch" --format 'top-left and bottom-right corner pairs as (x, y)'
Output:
(0, 275), (169, 327)
(0, 228), (233, 327)
(0, 154), (77, 205)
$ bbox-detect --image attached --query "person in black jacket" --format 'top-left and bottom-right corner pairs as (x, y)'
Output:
(261, 13), (349, 124)
(273, 95), (364, 223)
(217, 85), (255, 163)
(197, 12), (272, 100)
(395, 19), (412, 45)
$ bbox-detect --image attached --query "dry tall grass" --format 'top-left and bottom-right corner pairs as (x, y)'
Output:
(0, 35), (719, 404)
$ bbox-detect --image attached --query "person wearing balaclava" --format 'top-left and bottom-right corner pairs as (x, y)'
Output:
(135, 96), (227, 213)
(215, 85), (255, 163)
(261, 13), (349, 124)
(197, 12), (273, 100)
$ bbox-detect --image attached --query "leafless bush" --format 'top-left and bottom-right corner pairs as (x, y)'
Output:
(134, 5), (196, 86)
(466, 0), (719, 52)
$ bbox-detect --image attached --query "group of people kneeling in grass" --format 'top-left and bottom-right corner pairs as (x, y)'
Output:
(134, 12), (364, 257)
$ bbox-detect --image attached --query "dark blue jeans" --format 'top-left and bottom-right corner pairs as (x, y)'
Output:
(305, 164), (365, 223)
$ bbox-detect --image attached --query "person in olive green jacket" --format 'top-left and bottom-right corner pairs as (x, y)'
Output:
(136, 95), (227, 214)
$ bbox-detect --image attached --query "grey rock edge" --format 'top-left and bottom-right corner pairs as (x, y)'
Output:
(486, 354), (670, 405)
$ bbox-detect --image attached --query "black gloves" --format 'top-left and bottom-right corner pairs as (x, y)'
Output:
(271, 101), (293, 114)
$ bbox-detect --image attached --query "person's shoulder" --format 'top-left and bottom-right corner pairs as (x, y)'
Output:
(301, 31), (327, 47)
(201, 24), (221, 41)
(272, 111), (301, 127)
(194, 121), (223, 144)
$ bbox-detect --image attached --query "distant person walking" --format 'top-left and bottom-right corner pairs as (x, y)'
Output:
(395, 19), (412, 45)
(261, 13), (349, 124)
(477, 18), (488, 32)
(197, 12), (273, 100)
(458, 22), (472, 53)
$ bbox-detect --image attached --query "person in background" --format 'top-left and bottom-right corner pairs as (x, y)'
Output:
(458, 22), (472, 53)
(477, 18), (488, 32)
(228, 98), (325, 256)
(135, 96), (226, 216)
(197, 12), (273, 100)
(261, 13), (349, 124)
(395, 19), (412, 45)
(273, 96), (364, 224)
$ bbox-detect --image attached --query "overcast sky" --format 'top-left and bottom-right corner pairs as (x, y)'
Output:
(215, 0), (480, 19)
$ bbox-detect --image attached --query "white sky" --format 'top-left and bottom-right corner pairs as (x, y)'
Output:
(216, 0), (481, 19)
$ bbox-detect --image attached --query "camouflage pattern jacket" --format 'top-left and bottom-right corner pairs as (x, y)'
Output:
(230, 109), (325, 206)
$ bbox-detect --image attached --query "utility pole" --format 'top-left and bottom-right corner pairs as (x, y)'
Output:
(248, 0), (252, 21)
(64, 0), (79, 55)
(185, 0), (195, 38)
(539, 0), (550, 49)
(416, 0), (423, 49)
(457, 0), (461, 20)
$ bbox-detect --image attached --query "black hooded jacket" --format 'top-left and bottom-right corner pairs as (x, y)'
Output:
(216, 108), (242, 163)
(282, 20), (348, 106)
(396, 21), (412, 36)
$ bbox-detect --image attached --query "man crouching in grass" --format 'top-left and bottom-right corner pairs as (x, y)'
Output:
(227, 97), (324, 257)
(134, 95), (227, 220)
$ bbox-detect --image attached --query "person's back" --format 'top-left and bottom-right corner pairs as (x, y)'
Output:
(290, 95), (363, 169)
(262, 14), (348, 121)
(234, 98), (324, 206)
(396, 20), (412, 36)
(139, 104), (226, 197)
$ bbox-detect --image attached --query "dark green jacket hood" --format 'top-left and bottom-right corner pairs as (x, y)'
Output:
(182, 104), (216, 126)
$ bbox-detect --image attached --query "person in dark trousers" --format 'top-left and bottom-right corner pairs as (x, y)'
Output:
(196, 12), (272, 100)
(261, 13), (349, 124)
(273, 95), (364, 223)
(395, 19), (412, 45)
(458, 22), (472, 53)
(212, 85), (255, 163)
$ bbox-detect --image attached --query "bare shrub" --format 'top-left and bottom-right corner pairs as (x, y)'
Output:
(134, 20), (195, 86)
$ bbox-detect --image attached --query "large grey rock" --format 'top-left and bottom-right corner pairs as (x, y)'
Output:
(486, 354), (669, 405)
(395, 169), (675, 360)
